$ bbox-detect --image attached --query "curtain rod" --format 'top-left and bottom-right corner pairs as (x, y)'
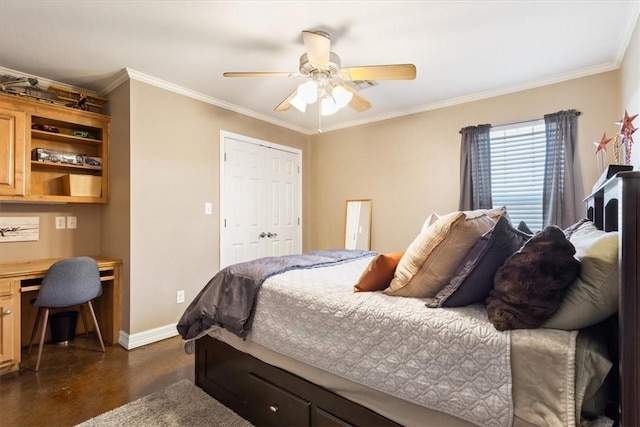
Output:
(493, 110), (581, 129)
(460, 110), (582, 133)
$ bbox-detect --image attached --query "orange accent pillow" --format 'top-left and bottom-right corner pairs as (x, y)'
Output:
(354, 251), (405, 292)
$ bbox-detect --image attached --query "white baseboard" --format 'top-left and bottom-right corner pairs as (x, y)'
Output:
(118, 323), (179, 350)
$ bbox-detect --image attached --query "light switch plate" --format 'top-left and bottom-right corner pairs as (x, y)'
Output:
(55, 216), (66, 229)
(67, 216), (77, 229)
(177, 290), (185, 304)
(205, 202), (213, 215)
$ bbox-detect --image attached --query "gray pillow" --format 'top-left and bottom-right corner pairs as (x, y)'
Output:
(425, 216), (529, 308)
(517, 221), (533, 235)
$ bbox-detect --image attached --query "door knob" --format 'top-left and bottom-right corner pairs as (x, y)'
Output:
(258, 232), (267, 238)
(2, 309), (11, 316)
(266, 232), (278, 238)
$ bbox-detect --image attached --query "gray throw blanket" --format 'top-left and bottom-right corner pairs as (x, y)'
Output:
(176, 249), (375, 343)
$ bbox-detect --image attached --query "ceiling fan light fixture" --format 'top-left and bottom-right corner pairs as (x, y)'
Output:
(297, 80), (318, 104)
(321, 96), (339, 116)
(331, 85), (353, 108)
(289, 93), (307, 113)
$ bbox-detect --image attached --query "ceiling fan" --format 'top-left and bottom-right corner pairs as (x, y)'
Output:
(223, 30), (416, 117)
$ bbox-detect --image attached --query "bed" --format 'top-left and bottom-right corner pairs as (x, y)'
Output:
(178, 171), (639, 427)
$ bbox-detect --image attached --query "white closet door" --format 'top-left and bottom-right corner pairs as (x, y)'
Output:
(222, 136), (265, 267)
(220, 132), (301, 269)
(263, 147), (300, 258)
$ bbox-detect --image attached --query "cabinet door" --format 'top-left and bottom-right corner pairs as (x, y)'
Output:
(0, 280), (20, 371)
(0, 107), (26, 196)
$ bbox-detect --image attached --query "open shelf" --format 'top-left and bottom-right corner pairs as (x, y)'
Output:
(31, 129), (102, 145)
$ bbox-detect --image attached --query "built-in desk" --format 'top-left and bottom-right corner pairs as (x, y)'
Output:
(0, 256), (121, 374)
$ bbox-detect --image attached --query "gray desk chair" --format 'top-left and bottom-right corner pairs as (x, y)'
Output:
(27, 256), (106, 371)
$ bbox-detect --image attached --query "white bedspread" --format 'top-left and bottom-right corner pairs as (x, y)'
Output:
(247, 255), (513, 427)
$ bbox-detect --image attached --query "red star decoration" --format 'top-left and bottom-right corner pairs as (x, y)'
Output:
(595, 132), (612, 154)
(616, 110), (638, 137)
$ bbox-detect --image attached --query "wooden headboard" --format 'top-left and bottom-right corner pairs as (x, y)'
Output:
(585, 171), (639, 426)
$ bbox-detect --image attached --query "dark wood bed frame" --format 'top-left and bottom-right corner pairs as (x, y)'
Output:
(196, 171), (639, 427)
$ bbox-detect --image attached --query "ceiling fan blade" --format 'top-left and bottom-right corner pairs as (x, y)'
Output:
(349, 93), (371, 112)
(339, 64), (416, 81)
(274, 89), (298, 111)
(223, 71), (297, 77)
(302, 30), (330, 67)
(336, 83), (371, 112)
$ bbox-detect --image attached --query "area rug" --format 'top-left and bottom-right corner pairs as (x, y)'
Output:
(76, 379), (253, 427)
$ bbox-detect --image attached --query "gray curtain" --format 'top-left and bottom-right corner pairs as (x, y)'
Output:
(542, 110), (580, 228)
(459, 124), (492, 210)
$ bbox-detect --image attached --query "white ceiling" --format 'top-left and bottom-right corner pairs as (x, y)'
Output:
(0, 1), (639, 134)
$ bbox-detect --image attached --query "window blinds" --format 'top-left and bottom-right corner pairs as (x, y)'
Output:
(490, 120), (546, 232)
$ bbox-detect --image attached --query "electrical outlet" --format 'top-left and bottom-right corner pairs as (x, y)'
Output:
(55, 216), (66, 229)
(67, 216), (77, 229)
(176, 290), (185, 304)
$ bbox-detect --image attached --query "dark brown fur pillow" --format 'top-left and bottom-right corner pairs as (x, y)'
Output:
(486, 225), (580, 331)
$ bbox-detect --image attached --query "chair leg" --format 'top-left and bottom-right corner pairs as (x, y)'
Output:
(86, 301), (105, 353)
(35, 308), (50, 372)
(28, 307), (44, 354)
(79, 305), (89, 337)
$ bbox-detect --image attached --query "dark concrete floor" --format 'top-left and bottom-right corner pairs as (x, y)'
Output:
(0, 335), (194, 427)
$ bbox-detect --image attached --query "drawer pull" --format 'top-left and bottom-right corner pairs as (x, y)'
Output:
(269, 405), (278, 413)
(2, 309), (11, 316)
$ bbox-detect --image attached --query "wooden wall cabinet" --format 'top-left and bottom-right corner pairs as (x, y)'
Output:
(0, 105), (26, 196)
(0, 93), (110, 203)
(0, 280), (20, 374)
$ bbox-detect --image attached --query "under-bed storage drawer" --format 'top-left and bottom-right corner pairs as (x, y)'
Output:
(196, 335), (401, 427)
(248, 373), (311, 426)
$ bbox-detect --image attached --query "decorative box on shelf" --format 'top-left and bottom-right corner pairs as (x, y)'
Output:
(62, 174), (102, 197)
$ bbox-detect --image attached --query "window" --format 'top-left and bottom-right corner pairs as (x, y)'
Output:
(490, 120), (546, 231)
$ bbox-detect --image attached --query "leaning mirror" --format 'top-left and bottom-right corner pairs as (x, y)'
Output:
(344, 199), (372, 250)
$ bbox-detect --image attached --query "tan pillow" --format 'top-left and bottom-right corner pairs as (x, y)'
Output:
(385, 209), (503, 298)
(354, 251), (405, 292)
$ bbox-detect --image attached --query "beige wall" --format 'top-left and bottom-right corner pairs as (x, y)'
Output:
(0, 204), (101, 261)
(309, 71), (621, 253)
(102, 80), (132, 334)
(620, 16), (640, 168)
(111, 79), (311, 336)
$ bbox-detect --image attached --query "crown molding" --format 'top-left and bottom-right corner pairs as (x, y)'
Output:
(101, 60), (620, 136)
(98, 68), (130, 95)
(614, 2), (640, 67)
(317, 62), (621, 134)
(3, 58), (624, 137)
(99, 68), (313, 135)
